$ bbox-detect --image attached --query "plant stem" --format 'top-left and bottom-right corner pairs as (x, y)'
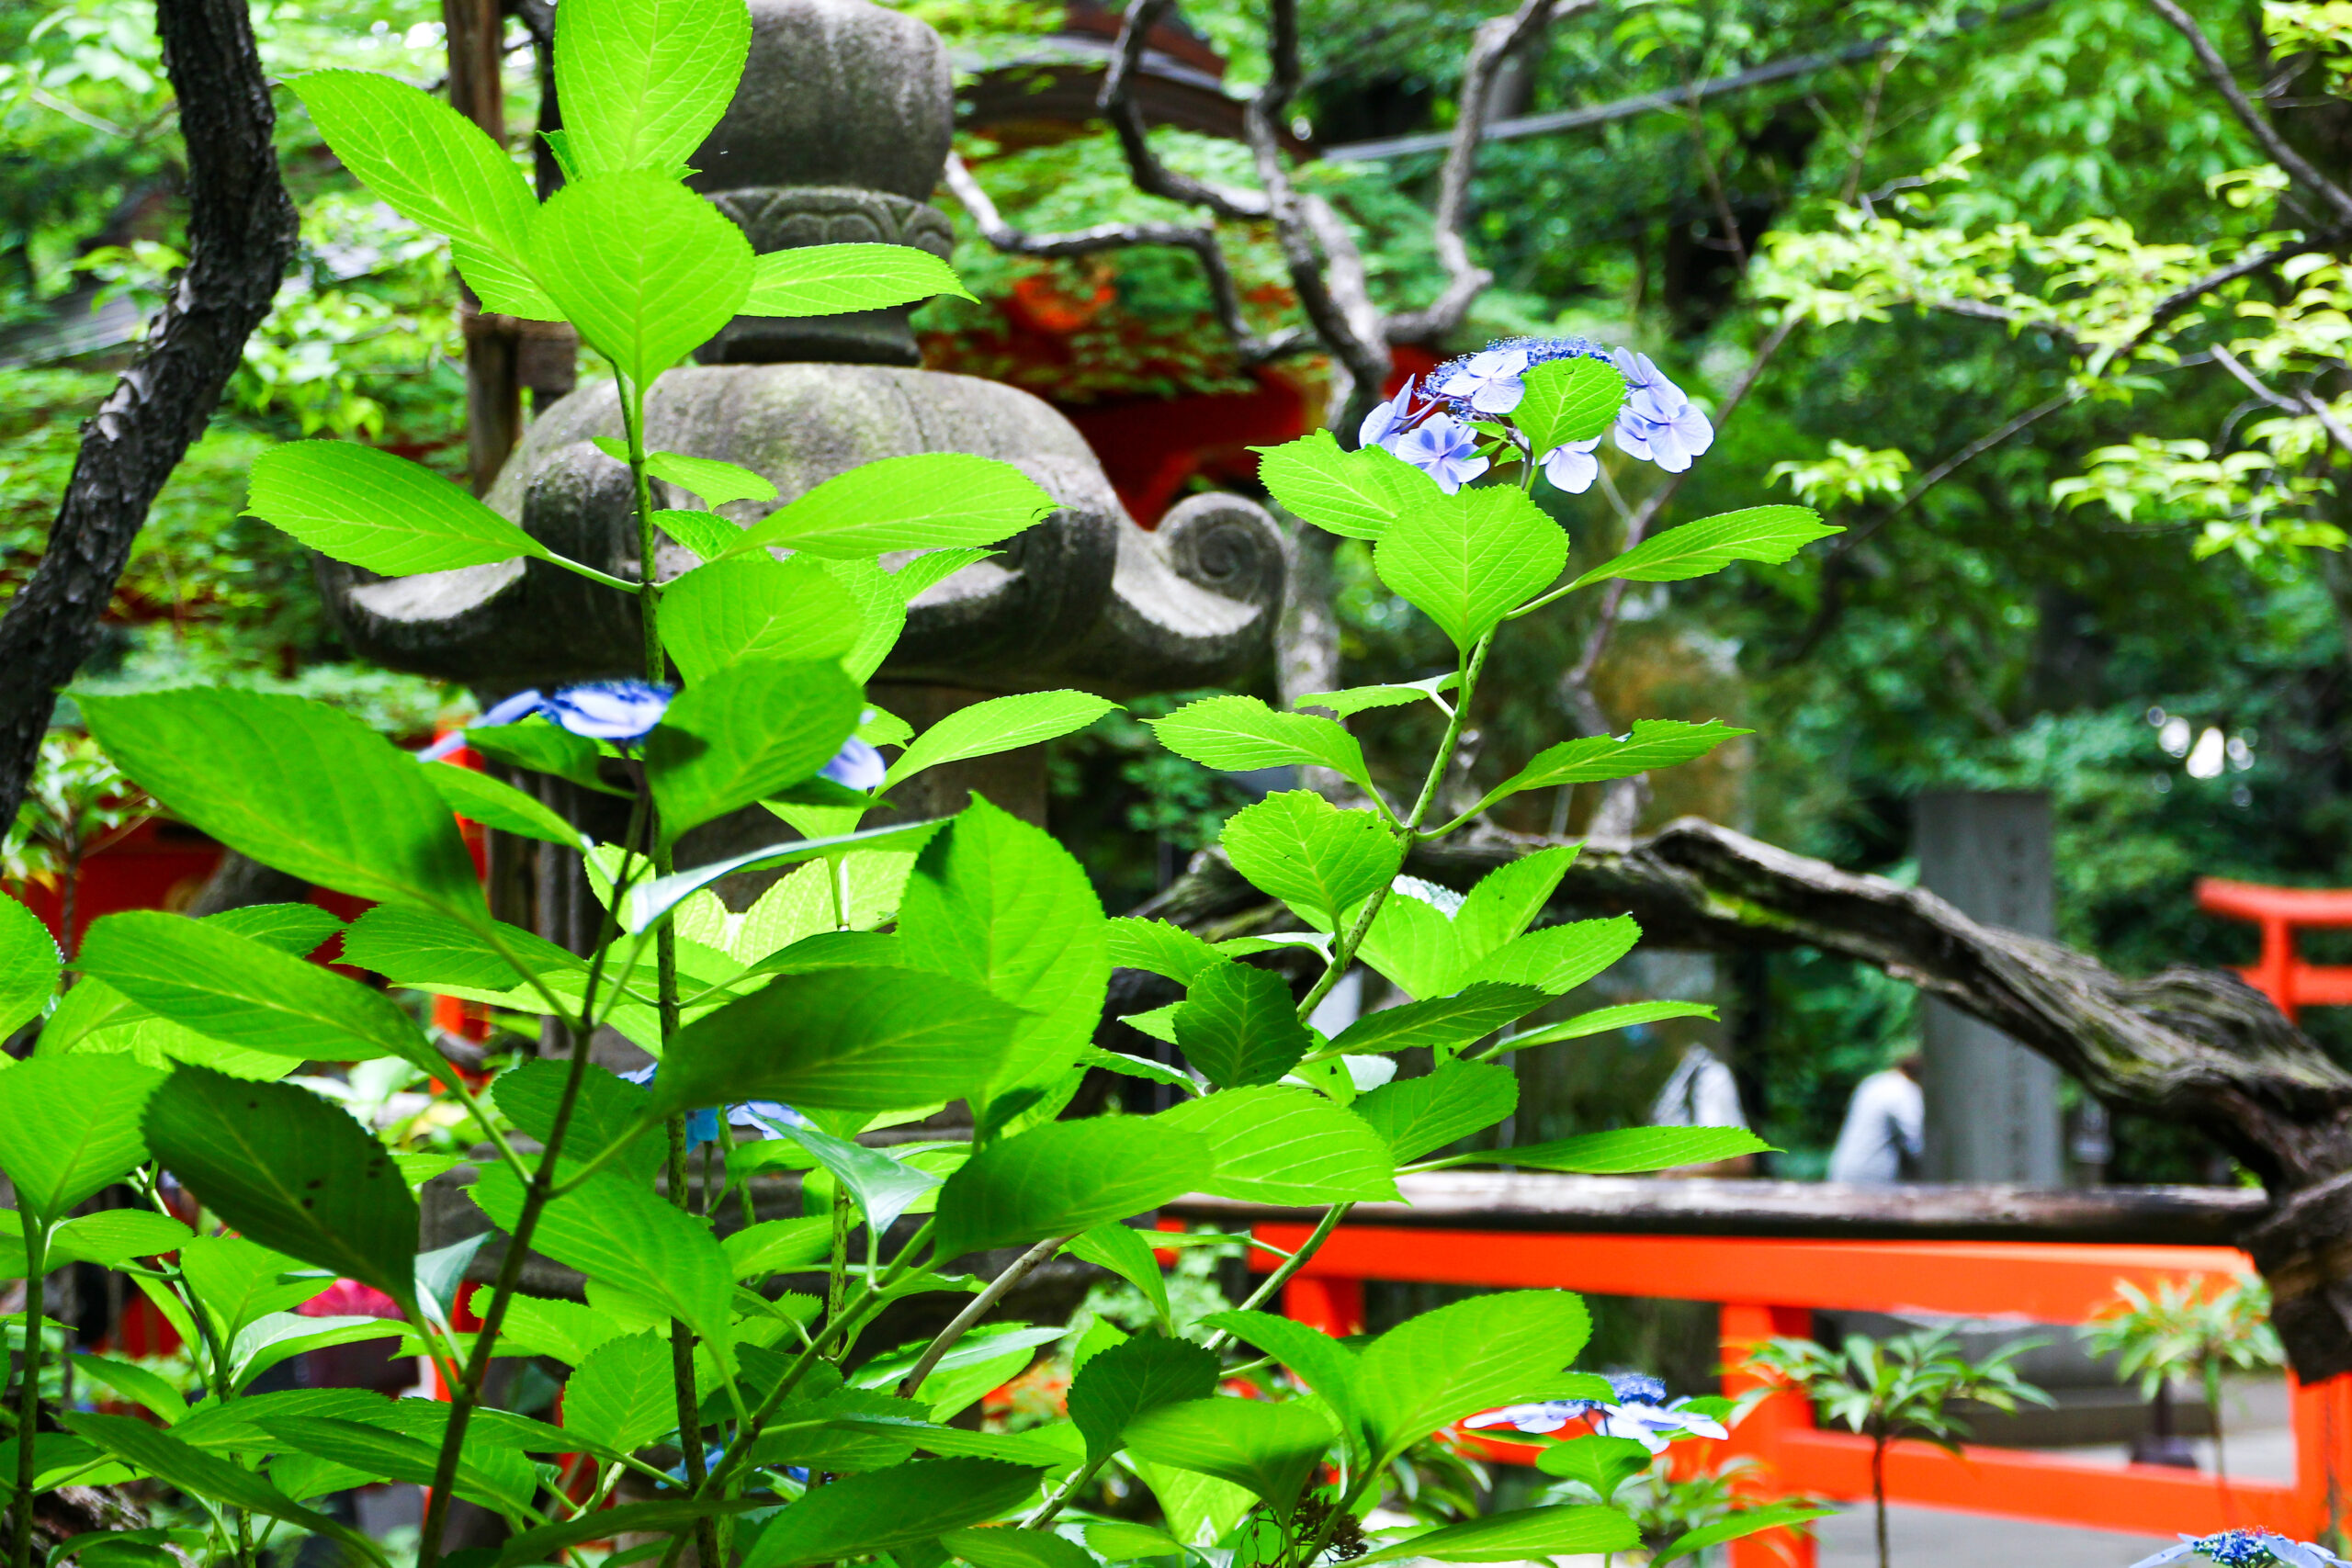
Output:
(9, 1213), (43, 1568)
(899, 1235), (1069, 1399)
(1872, 1433), (1889, 1568)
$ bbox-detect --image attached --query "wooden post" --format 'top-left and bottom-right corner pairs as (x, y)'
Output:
(444, 0), (521, 495)
(1916, 791), (2064, 1183)
(1719, 1302), (1818, 1568)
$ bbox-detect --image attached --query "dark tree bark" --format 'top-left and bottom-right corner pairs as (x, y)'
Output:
(1148, 816), (2352, 1378)
(0, 0), (298, 825)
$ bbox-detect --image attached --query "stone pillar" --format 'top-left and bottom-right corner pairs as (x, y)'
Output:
(1917, 790), (2064, 1183)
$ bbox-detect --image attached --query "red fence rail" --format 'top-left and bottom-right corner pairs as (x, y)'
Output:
(1247, 1223), (2346, 1565)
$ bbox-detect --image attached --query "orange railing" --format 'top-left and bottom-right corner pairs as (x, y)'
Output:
(1245, 1223), (2351, 1566)
(2197, 877), (2352, 1022)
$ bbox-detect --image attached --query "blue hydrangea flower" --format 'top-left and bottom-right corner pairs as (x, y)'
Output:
(2133, 1531), (2352, 1568)
(1436, 346), (1532, 416)
(619, 1066), (803, 1150)
(820, 737), (887, 792)
(1428, 336), (1613, 420)
(419, 687), (548, 762)
(1360, 375), (1420, 448)
(1540, 438), (1600, 495)
(1610, 348), (1713, 473)
(544, 680), (675, 746)
(1463, 1371), (1727, 1454)
(1387, 412), (1488, 494)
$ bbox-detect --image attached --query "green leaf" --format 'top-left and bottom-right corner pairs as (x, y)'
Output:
(289, 70), (551, 318)
(338, 905), (575, 994)
(76, 911), (437, 1075)
(744, 243), (975, 315)
(1494, 1000), (1720, 1054)
(885, 693), (1120, 791)
(933, 1118), (1216, 1258)
(658, 508), (744, 562)
(250, 1415), (526, 1514)
(1533, 1435), (1653, 1504)
(1063, 1224), (1171, 1329)
(1373, 486), (1566, 654)
(422, 762), (585, 849)
(645, 657), (864, 842)
(82, 689), (488, 927)
(1351, 885), (1462, 1001)
(897, 796), (1110, 1097)
(1514, 357), (1628, 452)
(1147, 696), (1376, 798)
(564, 1331), (674, 1454)
(1568, 505), (1838, 591)
(1220, 792), (1402, 931)
(624, 818), (944, 932)
(1251, 429), (1420, 541)
(1650, 1504), (1837, 1565)
(741, 1459), (1042, 1568)
(1330, 984), (1545, 1058)
(1450, 847), (1577, 958)
(485, 1292), (628, 1366)
(1157, 1085), (1398, 1204)
(660, 964), (1023, 1113)
(145, 1068), (421, 1311)
(1105, 919), (1225, 985)
(0, 1057), (164, 1222)
(1170, 964), (1307, 1090)
(62, 1413), (368, 1555)
(1353, 1506), (1639, 1565)
(662, 558), (865, 683)
(233, 1316), (405, 1394)
(940, 1529), (1092, 1568)
(1356, 1291), (1592, 1460)
(246, 441), (550, 576)
(1433, 1125), (1770, 1174)
(495, 1500), (764, 1568)
(1470, 720), (1751, 817)
(0, 895), (58, 1038)
(1085, 1522), (1184, 1562)
(1132, 1461), (1252, 1551)
(1066, 1333), (1220, 1461)
(48, 1211), (194, 1269)
(1122, 1398), (1335, 1517)
(732, 454), (1055, 558)
(644, 448), (778, 505)
(469, 1166), (734, 1354)
(1292, 672), (1457, 719)
(177, 1235), (325, 1344)
(1352, 1062), (1519, 1163)
(527, 173), (751, 387)
(1081, 1045), (1197, 1097)
(1460, 916), (1641, 996)
(70, 1354), (188, 1425)
(1195, 1311), (1360, 1438)
(724, 1216), (834, 1280)
(492, 1059), (660, 1183)
(776, 1121), (941, 1234)
(415, 1234), (488, 1327)
(467, 717), (627, 797)
(552, 0), (748, 177)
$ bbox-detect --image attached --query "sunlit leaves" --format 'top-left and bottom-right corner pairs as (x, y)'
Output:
(1424, 1125), (1770, 1174)
(1352, 1061), (1520, 1163)
(469, 1166), (734, 1354)
(1355, 1291), (1593, 1460)
(1148, 696), (1378, 799)
(1353, 1506), (1639, 1565)
(741, 1460), (1041, 1567)
(0, 894), (58, 1038)
(885, 693), (1120, 791)
(246, 440), (548, 576)
(527, 173), (751, 387)
(1568, 505), (1837, 591)
(1171, 964), (1308, 1089)
(0, 1057), (164, 1222)
(1066, 1333), (1219, 1461)
(1514, 357), (1628, 452)
(1374, 486), (1566, 653)
(1123, 1398), (1335, 1518)
(734, 454), (1055, 558)
(553, 0), (749, 177)
(1464, 720), (1751, 818)
(933, 1119), (1215, 1258)
(644, 658), (864, 840)
(1251, 429), (1420, 540)
(744, 244), (975, 316)
(1159, 1086), (1398, 1204)
(1221, 791), (1402, 931)
(662, 558), (865, 683)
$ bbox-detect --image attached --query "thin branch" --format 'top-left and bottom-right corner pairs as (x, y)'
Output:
(943, 153), (1308, 366)
(898, 1235), (1069, 1399)
(1098, 0), (1269, 222)
(2145, 0), (2352, 227)
(2136, 229), (2351, 344)
(2210, 341), (2303, 412)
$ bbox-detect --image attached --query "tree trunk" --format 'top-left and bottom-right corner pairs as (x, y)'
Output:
(1145, 816), (2352, 1379)
(0, 0), (298, 826)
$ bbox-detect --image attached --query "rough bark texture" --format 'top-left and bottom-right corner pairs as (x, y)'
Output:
(1148, 816), (2352, 1377)
(0, 0), (297, 825)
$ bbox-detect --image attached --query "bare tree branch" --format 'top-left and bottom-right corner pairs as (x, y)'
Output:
(0, 0), (297, 825)
(2146, 0), (2352, 227)
(1098, 0), (1269, 223)
(941, 153), (1308, 366)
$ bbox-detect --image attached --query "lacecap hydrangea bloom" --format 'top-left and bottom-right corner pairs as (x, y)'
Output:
(1463, 1371), (1730, 1454)
(1362, 335), (1713, 495)
(2132, 1531), (2352, 1568)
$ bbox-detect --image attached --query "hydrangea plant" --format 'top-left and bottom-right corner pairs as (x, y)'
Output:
(0, 4), (1840, 1568)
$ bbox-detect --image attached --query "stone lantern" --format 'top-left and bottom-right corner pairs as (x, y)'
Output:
(317, 0), (1284, 944)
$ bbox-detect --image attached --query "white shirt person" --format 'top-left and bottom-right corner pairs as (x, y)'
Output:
(1828, 1055), (1926, 1186)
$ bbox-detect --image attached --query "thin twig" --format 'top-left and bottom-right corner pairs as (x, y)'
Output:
(898, 1234), (1070, 1399)
(944, 153), (1307, 366)
(2144, 0), (2352, 226)
(1098, 0), (1268, 222)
